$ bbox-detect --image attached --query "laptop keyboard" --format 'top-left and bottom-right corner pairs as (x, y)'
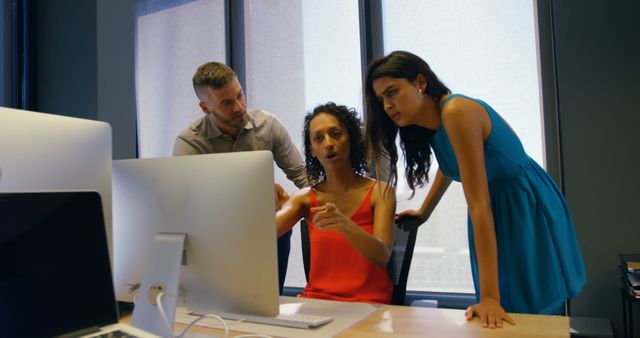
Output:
(93, 329), (141, 338)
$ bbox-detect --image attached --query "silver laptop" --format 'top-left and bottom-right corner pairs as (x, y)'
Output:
(0, 191), (158, 338)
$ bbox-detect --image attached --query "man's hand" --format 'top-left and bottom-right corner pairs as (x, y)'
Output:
(274, 183), (290, 211)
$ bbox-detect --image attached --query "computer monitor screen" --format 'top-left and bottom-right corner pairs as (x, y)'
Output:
(0, 191), (117, 337)
(0, 107), (112, 256)
(112, 151), (279, 317)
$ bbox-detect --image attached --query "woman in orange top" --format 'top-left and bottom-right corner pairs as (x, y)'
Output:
(275, 102), (396, 304)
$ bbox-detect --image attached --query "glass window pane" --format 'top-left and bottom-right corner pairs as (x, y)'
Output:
(136, 0), (226, 158)
(244, 0), (362, 288)
(382, 0), (542, 293)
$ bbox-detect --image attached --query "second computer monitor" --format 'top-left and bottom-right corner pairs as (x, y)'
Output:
(112, 151), (280, 317)
(0, 107), (112, 255)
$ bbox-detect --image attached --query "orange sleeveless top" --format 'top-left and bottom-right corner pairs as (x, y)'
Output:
(301, 182), (393, 304)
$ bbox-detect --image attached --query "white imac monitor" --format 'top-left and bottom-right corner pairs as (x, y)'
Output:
(112, 151), (280, 319)
(0, 107), (112, 254)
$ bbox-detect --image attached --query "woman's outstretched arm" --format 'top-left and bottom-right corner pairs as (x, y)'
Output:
(396, 169), (451, 221)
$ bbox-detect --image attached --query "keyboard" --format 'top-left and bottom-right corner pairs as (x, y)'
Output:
(90, 329), (141, 338)
(219, 312), (334, 329)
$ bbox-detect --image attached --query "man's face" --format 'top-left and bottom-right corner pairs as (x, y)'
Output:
(199, 77), (248, 131)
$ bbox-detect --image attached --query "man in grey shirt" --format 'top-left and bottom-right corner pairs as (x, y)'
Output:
(174, 62), (307, 293)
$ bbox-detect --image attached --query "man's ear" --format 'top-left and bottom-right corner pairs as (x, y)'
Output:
(199, 101), (211, 115)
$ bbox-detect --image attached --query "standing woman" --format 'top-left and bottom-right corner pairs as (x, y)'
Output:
(364, 51), (585, 327)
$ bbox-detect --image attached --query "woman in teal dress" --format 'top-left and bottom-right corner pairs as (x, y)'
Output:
(364, 51), (585, 328)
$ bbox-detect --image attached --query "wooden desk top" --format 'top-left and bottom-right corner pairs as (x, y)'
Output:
(123, 303), (568, 338)
(340, 305), (568, 338)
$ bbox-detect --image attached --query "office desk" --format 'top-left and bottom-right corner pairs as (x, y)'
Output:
(123, 303), (568, 338)
(341, 305), (568, 338)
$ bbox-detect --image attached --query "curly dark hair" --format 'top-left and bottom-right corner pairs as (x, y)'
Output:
(303, 102), (368, 184)
(364, 51), (451, 197)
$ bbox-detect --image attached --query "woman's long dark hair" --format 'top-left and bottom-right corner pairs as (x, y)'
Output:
(364, 51), (451, 196)
(303, 102), (368, 185)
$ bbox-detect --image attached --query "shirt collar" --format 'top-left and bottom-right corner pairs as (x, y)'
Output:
(205, 112), (254, 140)
(244, 111), (255, 130)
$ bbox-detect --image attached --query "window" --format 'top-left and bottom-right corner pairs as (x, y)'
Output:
(382, 0), (543, 292)
(243, 0), (362, 287)
(133, 0), (544, 294)
(135, 0), (226, 158)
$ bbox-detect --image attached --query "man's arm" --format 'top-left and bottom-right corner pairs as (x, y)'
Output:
(276, 188), (309, 236)
(270, 116), (308, 188)
(173, 136), (201, 156)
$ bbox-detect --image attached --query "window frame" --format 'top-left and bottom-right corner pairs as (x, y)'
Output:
(133, 0), (559, 303)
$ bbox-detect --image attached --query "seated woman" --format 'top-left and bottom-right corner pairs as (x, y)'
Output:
(276, 102), (396, 304)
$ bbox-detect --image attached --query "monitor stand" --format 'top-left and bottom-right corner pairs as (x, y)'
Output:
(131, 233), (186, 337)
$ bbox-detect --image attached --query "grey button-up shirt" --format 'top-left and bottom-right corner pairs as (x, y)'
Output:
(173, 109), (308, 188)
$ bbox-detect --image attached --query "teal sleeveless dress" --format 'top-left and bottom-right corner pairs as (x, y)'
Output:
(431, 94), (586, 314)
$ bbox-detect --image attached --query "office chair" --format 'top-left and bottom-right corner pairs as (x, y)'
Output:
(300, 215), (423, 305)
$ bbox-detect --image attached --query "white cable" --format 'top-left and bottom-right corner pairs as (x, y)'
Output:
(156, 292), (174, 338)
(175, 314), (230, 338)
(155, 296), (270, 338)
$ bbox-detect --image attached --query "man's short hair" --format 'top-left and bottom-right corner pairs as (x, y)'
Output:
(192, 62), (237, 100)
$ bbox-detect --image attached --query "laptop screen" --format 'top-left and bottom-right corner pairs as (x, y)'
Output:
(0, 191), (118, 337)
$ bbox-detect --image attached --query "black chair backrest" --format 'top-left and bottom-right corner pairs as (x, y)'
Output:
(388, 216), (422, 305)
(299, 216), (422, 305)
